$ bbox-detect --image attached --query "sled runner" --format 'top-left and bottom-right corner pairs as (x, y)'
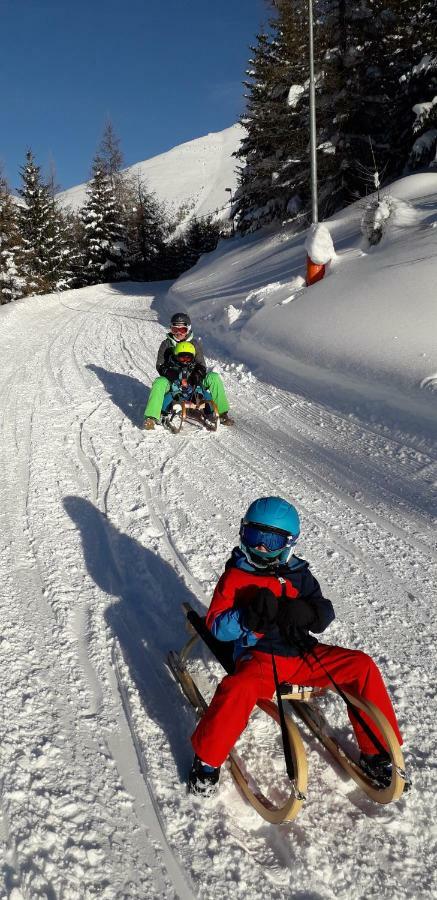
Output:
(169, 604), (409, 824)
(162, 381), (220, 434)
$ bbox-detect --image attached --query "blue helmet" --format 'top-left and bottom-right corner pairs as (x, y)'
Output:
(240, 496), (300, 568)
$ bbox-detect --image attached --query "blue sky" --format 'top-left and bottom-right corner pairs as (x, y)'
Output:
(1, 0), (266, 191)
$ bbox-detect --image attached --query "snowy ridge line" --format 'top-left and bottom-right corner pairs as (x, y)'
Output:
(111, 638), (196, 900)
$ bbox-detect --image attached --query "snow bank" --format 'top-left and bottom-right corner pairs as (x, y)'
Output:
(168, 172), (437, 434)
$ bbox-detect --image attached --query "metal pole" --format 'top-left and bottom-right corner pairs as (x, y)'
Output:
(308, 0), (318, 225)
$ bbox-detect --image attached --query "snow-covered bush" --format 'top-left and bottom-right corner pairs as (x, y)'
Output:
(361, 198), (394, 246)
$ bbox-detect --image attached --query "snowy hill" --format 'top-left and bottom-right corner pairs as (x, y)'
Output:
(170, 171), (437, 433)
(0, 172), (436, 898)
(57, 123), (244, 221)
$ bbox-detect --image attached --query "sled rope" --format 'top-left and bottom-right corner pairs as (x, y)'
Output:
(270, 648), (296, 782)
(279, 580), (387, 757)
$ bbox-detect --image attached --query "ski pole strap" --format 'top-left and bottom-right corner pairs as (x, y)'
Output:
(308, 647), (386, 756)
(271, 649), (295, 782)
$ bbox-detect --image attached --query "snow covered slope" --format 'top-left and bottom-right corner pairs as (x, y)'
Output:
(0, 172), (436, 898)
(57, 123), (243, 220)
(169, 171), (437, 437)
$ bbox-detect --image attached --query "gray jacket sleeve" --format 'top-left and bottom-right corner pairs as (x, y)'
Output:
(156, 339), (170, 375)
(193, 338), (206, 371)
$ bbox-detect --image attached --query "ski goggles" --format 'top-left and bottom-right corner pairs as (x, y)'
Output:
(171, 324), (189, 338)
(176, 354), (194, 365)
(240, 522), (297, 553)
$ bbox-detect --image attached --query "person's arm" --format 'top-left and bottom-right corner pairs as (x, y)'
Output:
(299, 571), (335, 632)
(205, 570), (253, 642)
(191, 339), (207, 381)
(278, 571), (335, 636)
(157, 342), (180, 381)
(156, 340), (169, 375)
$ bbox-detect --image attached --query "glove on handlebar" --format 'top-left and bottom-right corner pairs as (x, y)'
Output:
(243, 588), (279, 633)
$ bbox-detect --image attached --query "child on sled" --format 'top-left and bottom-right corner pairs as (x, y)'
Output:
(189, 496), (403, 795)
(143, 312), (234, 429)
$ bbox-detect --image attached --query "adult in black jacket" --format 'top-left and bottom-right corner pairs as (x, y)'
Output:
(143, 312), (234, 429)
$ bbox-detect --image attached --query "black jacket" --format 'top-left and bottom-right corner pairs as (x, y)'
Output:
(156, 333), (207, 383)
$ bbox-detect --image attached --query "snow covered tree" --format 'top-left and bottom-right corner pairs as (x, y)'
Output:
(236, 0), (437, 231)
(80, 155), (128, 284)
(404, 3), (437, 170)
(0, 171), (26, 304)
(80, 124), (131, 284)
(234, 1), (331, 232)
(17, 149), (54, 293)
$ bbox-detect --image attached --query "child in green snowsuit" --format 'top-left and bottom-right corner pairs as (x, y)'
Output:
(143, 312), (234, 430)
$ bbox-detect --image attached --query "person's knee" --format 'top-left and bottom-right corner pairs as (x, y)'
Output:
(153, 376), (170, 389)
(219, 669), (260, 703)
(204, 372), (220, 387)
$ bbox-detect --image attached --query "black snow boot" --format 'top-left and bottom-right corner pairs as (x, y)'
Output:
(188, 755), (220, 797)
(219, 411), (234, 426)
(359, 751), (392, 787)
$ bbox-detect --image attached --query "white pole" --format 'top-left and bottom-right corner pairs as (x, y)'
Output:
(308, 0), (318, 225)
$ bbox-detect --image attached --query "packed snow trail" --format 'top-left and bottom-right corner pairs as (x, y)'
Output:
(0, 284), (435, 899)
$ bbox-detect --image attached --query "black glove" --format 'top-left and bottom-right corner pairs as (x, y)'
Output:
(277, 599), (315, 637)
(188, 364), (205, 387)
(243, 588), (279, 633)
(161, 366), (180, 383)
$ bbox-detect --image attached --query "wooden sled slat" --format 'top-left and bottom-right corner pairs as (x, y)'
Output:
(290, 692), (408, 803)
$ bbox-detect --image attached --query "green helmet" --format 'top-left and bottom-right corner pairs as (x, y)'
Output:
(173, 341), (196, 364)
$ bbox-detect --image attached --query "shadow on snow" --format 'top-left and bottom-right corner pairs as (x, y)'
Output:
(63, 494), (201, 779)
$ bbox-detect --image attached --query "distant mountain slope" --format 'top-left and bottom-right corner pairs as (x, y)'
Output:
(57, 124), (244, 221)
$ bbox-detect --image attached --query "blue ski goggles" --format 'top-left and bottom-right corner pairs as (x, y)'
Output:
(240, 522), (297, 553)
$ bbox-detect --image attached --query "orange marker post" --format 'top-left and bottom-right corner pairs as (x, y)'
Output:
(306, 256), (325, 286)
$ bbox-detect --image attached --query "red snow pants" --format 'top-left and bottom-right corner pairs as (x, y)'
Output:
(191, 644), (403, 768)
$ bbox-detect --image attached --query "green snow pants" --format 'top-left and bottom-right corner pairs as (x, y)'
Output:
(144, 372), (230, 421)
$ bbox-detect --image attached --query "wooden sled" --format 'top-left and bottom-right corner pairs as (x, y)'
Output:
(169, 604), (307, 824)
(164, 398), (219, 434)
(169, 604), (409, 824)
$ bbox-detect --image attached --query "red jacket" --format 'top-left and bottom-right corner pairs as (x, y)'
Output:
(206, 549), (335, 659)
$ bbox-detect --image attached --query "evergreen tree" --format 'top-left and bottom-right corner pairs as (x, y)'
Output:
(181, 216), (221, 271)
(235, 1), (329, 232)
(17, 149), (56, 293)
(81, 155), (128, 284)
(0, 171), (26, 303)
(127, 180), (166, 280)
(236, 0), (437, 232)
(404, 3), (437, 169)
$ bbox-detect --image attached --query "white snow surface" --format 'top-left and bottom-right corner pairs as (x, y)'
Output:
(0, 171), (436, 898)
(56, 124), (243, 222)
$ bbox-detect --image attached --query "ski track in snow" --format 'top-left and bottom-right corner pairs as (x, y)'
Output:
(0, 285), (435, 899)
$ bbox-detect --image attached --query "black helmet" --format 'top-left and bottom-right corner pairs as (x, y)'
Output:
(170, 312), (191, 341)
(170, 312), (191, 327)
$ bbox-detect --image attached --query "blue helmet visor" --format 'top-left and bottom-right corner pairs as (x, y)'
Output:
(241, 523), (293, 553)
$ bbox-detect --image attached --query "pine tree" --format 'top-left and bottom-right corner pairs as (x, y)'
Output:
(404, 2), (437, 169)
(127, 180), (166, 280)
(181, 216), (221, 271)
(0, 170), (26, 304)
(81, 155), (128, 284)
(236, 0), (437, 231)
(17, 149), (55, 293)
(234, 1), (326, 232)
